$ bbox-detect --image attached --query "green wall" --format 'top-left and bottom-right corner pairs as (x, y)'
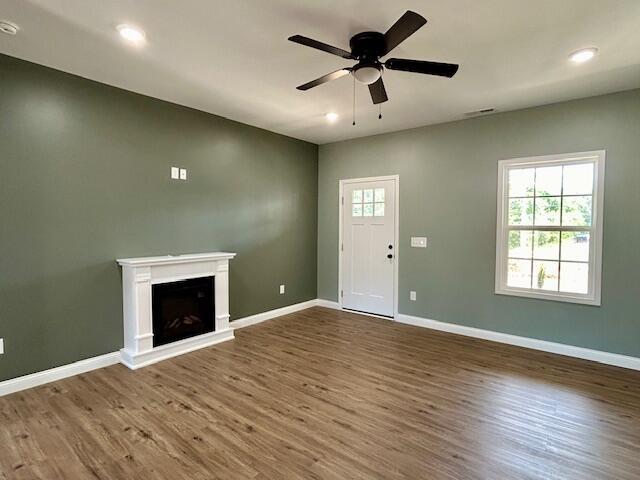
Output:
(318, 89), (640, 358)
(2, 51), (638, 383)
(0, 54), (318, 381)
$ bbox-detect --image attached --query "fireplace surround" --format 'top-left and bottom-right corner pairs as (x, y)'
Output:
(117, 252), (236, 369)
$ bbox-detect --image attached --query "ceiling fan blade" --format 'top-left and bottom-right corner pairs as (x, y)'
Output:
(368, 77), (388, 104)
(382, 11), (427, 56)
(296, 68), (352, 91)
(385, 58), (459, 78)
(288, 35), (354, 59)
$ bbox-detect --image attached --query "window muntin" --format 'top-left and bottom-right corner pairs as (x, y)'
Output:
(496, 152), (604, 305)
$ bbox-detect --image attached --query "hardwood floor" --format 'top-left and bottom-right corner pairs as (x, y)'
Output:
(2, 307), (640, 479)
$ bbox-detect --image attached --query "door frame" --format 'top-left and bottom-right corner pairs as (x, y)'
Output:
(338, 174), (400, 318)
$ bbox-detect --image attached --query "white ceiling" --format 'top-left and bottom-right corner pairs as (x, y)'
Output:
(2, 0), (640, 144)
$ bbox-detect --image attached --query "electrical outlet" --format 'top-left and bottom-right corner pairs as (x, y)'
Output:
(410, 291), (417, 301)
(171, 167), (180, 179)
(179, 168), (187, 180)
(279, 284), (285, 294)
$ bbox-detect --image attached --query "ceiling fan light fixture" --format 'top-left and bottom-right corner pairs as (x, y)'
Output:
(353, 65), (381, 85)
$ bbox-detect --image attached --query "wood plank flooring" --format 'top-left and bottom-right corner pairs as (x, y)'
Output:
(1, 307), (640, 479)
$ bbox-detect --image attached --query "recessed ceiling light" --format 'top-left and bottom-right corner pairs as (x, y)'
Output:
(569, 47), (597, 64)
(325, 112), (339, 122)
(116, 24), (146, 45)
(0, 21), (19, 35)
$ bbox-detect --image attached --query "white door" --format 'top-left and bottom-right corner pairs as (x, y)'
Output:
(341, 179), (396, 317)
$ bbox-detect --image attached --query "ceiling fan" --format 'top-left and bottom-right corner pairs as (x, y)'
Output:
(288, 11), (459, 105)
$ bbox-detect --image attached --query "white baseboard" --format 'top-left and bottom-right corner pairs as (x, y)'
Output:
(0, 352), (121, 397)
(315, 299), (341, 310)
(231, 299), (318, 329)
(396, 313), (640, 371)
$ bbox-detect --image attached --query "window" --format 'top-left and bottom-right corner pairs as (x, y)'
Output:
(495, 151), (605, 305)
(352, 188), (385, 217)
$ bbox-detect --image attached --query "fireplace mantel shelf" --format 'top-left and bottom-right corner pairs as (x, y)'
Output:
(117, 252), (236, 267)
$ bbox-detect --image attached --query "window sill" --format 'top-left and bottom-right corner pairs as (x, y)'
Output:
(495, 287), (601, 306)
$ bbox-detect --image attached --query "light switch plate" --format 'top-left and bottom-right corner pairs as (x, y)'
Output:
(279, 284), (285, 294)
(411, 237), (427, 248)
(410, 291), (417, 301)
(171, 167), (180, 179)
(0, 338), (4, 355)
(179, 168), (187, 180)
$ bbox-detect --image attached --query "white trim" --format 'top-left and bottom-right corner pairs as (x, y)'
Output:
(315, 299), (341, 310)
(0, 352), (121, 397)
(120, 329), (234, 370)
(231, 299), (318, 329)
(338, 175), (400, 317)
(495, 150), (605, 305)
(396, 313), (640, 371)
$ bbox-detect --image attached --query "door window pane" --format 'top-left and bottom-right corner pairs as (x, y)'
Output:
(563, 163), (594, 195)
(535, 166), (562, 196)
(374, 188), (385, 202)
(363, 189), (374, 203)
(534, 197), (561, 226)
(352, 203), (363, 217)
(562, 196), (592, 226)
(509, 198), (534, 225)
(363, 203), (374, 217)
(561, 231), (590, 262)
(533, 261), (559, 291)
(352, 189), (363, 203)
(533, 231), (560, 260)
(560, 262), (589, 294)
(508, 230), (533, 258)
(374, 203), (385, 217)
(509, 168), (535, 197)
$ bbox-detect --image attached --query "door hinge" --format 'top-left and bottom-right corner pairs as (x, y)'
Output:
(340, 290), (343, 298)
(341, 243), (343, 252)
(341, 196), (344, 205)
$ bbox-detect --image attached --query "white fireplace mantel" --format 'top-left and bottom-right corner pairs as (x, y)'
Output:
(117, 252), (236, 369)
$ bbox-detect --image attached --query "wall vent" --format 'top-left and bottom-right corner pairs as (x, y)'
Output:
(464, 108), (496, 117)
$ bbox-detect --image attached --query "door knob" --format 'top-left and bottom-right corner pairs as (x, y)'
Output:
(387, 254), (393, 259)
(388, 244), (393, 249)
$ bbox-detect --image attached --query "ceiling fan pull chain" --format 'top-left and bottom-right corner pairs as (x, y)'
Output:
(352, 74), (356, 126)
(379, 103), (382, 120)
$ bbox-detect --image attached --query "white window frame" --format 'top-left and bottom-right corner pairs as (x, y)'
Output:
(495, 151), (605, 306)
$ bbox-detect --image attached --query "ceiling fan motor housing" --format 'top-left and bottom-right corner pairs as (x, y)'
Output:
(349, 31), (386, 60)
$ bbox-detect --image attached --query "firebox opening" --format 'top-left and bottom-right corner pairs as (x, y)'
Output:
(152, 276), (215, 347)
